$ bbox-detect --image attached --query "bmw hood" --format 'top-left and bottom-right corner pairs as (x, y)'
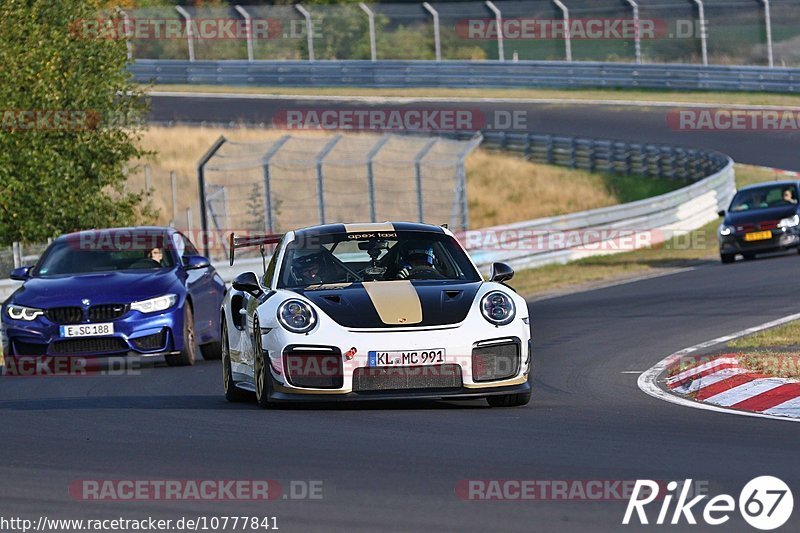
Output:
(293, 281), (482, 328)
(725, 205), (797, 226)
(10, 270), (180, 308)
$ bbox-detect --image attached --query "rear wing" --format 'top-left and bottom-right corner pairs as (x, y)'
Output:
(228, 232), (283, 266)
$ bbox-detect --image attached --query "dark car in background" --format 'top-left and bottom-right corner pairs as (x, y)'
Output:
(1, 227), (225, 366)
(718, 181), (800, 264)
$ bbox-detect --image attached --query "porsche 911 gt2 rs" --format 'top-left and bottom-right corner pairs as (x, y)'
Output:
(220, 222), (532, 407)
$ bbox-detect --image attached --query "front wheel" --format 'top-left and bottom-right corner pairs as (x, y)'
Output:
(720, 253), (735, 264)
(165, 304), (196, 367)
(487, 391), (531, 408)
(253, 318), (273, 409)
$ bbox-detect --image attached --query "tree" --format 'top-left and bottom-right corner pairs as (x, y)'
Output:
(0, 0), (151, 245)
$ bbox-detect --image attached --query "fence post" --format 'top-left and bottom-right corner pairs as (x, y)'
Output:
(295, 4), (315, 61)
(261, 135), (291, 234)
(186, 207), (193, 232)
(414, 138), (438, 223)
(359, 3), (377, 61)
(484, 1), (504, 61)
(144, 164), (151, 196)
(175, 6), (195, 62)
(118, 8), (133, 61)
(12, 242), (22, 269)
(692, 0), (708, 65)
(196, 135), (227, 257)
(423, 3), (442, 61)
(365, 135), (391, 222)
(762, 0), (774, 67)
(235, 5), (255, 62)
(315, 136), (342, 225)
(553, 0), (572, 62)
(170, 171), (177, 227)
(625, 0), (641, 64)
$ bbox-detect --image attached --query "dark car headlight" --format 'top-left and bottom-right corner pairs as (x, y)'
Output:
(6, 304), (44, 321)
(278, 299), (317, 334)
(481, 291), (516, 326)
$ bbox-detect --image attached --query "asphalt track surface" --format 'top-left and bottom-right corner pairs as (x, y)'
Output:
(148, 94), (800, 170)
(2, 97), (800, 532)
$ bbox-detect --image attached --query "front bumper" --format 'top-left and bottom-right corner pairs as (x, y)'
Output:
(1, 306), (185, 358)
(719, 229), (800, 255)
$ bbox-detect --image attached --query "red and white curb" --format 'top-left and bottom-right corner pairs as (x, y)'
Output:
(638, 312), (800, 423)
(667, 356), (800, 418)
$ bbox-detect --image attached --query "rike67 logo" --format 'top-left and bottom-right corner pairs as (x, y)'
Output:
(623, 477), (793, 530)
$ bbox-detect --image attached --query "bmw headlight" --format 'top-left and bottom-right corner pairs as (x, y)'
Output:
(481, 291), (516, 326)
(131, 294), (177, 314)
(278, 299), (317, 334)
(778, 214), (800, 229)
(719, 224), (734, 236)
(6, 304), (44, 321)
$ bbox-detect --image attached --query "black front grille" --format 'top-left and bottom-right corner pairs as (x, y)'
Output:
(352, 364), (463, 392)
(51, 337), (128, 355)
(130, 329), (167, 351)
(88, 304), (128, 322)
(12, 340), (48, 356)
(472, 340), (520, 382)
(283, 347), (343, 389)
(45, 307), (83, 325)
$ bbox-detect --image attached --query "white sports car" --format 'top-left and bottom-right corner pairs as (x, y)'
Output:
(221, 222), (531, 407)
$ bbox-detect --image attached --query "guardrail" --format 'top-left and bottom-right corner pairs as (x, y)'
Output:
(129, 59), (800, 93)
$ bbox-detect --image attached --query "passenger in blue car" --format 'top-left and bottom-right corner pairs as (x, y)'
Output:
(148, 247), (164, 266)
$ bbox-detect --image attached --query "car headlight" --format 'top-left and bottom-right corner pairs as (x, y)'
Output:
(278, 299), (317, 334)
(5, 304), (44, 321)
(778, 214), (800, 229)
(719, 224), (734, 236)
(481, 291), (516, 326)
(131, 294), (177, 314)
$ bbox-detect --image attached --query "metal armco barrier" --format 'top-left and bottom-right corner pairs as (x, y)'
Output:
(129, 60), (800, 93)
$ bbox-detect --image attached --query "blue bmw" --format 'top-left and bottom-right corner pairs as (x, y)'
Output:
(1, 227), (225, 366)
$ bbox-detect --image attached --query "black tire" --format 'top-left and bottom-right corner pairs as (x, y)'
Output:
(165, 304), (196, 367)
(253, 318), (273, 409)
(222, 322), (250, 402)
(201, 341), (222, 360)
(487, 391), (532, 407)
(720, 253), (735, 264)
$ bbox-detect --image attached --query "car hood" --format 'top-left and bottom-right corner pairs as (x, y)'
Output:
(11, 270), (180, 308)
(725, 205), (797, 226)
(293, 280), (482, 328)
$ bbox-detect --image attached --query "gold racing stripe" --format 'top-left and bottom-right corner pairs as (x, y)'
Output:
(343, 222), (395, 233)
(362, 280), (422, 325)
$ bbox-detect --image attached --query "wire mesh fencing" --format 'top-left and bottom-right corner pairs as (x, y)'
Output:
(115, 1), (800, 67)
(198, 133), (481, 261)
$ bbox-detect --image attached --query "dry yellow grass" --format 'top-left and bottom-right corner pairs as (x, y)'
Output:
(132, 126), (632, 229)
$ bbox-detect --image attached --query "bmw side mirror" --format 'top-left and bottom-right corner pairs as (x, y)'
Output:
(232, 271), (261, 295)
(490, 262), (514, 283)
(717, 209), (726, 217)
(9, 266), (31, 281)
(183, 255), (210, 270)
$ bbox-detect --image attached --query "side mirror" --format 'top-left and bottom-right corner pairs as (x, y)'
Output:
(183, 255), (210, 270)
(232, 271), (261, 295)
(490, 262), (514, 283)
(9, 266), (31, 281)
(717, 209), (726, 217)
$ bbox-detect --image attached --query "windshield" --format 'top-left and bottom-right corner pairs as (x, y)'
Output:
(33, 235), (176, 277)
(278, 231), (481, 288)
(729, 185), (799, 212)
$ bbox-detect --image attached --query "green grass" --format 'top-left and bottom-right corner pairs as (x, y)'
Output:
(145, 84), (800, 107)
(728, 321), (800, 349)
